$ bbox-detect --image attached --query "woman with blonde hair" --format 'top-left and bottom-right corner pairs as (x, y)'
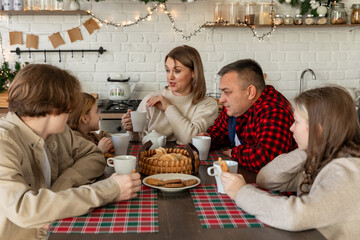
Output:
(121, 45), (218, 145)
(68, 92), (113, 154)
(221, 85), (360, 240)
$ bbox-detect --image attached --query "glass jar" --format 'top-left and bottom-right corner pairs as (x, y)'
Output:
(294, 14), (303, 25)
(305, 14), (315, 25)
(258, 2), (275, 25)
(284, 14), (294, 25)
(330, 2), (347, 24)
(274, 14), (283, 25)
(228, 1), (239, 24)
(244, 2), (256, 25)
(316, 14), (327, 24)
(351, 4), (360, 24)
(214, 1), (224, 23)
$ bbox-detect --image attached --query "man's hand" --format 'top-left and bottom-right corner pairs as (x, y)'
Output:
(121, 110), (133, 131)
(222, 148), (232, 157)
(110, 173), (141, 201)
(197, 132), (210, 137)
(220, 172), (246, 200)
(147, 95), (171, 111)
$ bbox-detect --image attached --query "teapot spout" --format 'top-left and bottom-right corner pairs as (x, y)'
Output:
(158, 135), (167, 147)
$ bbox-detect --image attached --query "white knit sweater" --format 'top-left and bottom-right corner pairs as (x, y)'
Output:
(128, 87), (218, 144)
(235, 148), (360, 240)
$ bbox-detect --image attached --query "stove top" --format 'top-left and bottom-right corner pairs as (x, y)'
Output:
(100, 100), (142, 113)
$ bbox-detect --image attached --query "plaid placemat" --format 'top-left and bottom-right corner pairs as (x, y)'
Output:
(190, 184), (266, 228)
(128, 143), (141, 156)
(205, 148), (228, 165)
(50, 185), (158, 234)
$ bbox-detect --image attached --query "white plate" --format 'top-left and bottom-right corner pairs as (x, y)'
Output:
(143, 173), (201, 192)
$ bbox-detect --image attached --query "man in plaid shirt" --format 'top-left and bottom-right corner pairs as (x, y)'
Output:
(200, 59), (297, 172)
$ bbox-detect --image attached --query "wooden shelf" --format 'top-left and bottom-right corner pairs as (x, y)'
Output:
(204, 23), (360, 28)
(0, 10), (89, 16)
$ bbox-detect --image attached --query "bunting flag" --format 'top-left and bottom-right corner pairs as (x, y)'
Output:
(26, 34), (39, 49)
(67, 27), (83, 43)
(9, 31), (23, 45)
(49, 32), (65, 49)
(83, 18), (100, 35)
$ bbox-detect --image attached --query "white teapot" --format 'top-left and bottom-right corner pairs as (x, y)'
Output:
(108, 77), (136, 101)
(142, 130), (167, 150)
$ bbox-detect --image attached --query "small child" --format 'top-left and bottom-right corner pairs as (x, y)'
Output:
(68, 92), (113, 154)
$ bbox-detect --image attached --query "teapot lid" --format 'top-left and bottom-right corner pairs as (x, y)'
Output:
(107, 77), (130, 82)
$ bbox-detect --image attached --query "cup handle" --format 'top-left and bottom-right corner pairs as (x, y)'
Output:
(107, 158), (114, 167)
(207, 166), (217, 176)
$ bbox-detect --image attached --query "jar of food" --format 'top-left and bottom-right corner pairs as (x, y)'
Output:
(305, 14), (315, 25)
(258, 2), (275, 25)
(330, 2), (347, 24)
(316, 14), (327, 24)
(284, 14), (294, 25)
(351, 3), (360, 24)
(294, 14), (303, 25)
(244, 2), (256, 25)
(274, 14), (284, 25)
(214, 1), (225, 23)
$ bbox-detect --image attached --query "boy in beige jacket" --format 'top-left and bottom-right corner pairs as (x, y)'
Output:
(0, 64), (141, 239)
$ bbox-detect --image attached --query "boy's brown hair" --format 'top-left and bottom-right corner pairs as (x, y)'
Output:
(8, 64), (81, 117)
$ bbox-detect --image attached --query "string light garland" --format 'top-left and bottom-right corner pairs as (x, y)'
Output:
(87, 1), (276, 41)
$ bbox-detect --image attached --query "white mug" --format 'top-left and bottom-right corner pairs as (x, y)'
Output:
(131, 111), (147, 132)
(107, 155), (136, 175)
(207, 160), (239, 194)
(111, 133), (130, 156)
(192, 136), (211, 160)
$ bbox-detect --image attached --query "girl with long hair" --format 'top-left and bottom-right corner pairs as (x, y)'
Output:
(221, 85), (360, 240)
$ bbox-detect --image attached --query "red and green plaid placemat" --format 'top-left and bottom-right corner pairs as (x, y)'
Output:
(50, 185), (158, 234)
(128, 143), (141, 156)
(190, 184), (266, 228)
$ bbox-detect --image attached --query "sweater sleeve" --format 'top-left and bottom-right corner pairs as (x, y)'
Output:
(165, 97), (218, 144)
(235, 158), (360, 231)
(256, 148), (307, 192)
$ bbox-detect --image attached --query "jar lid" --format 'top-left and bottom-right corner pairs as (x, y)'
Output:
(285, 14), (292, 17)
(351, 3), (360, 8)
(275, 14), (282, 17)
(295, 14), (303, 17)
(306, 14), (314, 17)
(318, 14), (326, 17)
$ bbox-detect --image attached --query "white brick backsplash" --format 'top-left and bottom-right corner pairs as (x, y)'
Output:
(0, 0), (358, 102)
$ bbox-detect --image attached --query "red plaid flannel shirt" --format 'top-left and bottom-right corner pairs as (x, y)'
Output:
(207, 85), (297, 173)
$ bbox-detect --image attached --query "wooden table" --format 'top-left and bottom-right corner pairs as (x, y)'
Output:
(49, 144), (325, 240)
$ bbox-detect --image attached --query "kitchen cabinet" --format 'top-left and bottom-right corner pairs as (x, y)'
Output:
(0, 10), (89, 16)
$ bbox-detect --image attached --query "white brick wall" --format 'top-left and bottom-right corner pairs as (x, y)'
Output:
(0, 0), (359, 101)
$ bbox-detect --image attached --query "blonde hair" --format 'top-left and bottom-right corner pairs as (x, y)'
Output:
(67, 92), (96, 131)
(296, 86), (360, 195)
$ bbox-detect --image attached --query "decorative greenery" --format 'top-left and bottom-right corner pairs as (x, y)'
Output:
(0, 62), (28, 93)
(278, 0), (338, 16)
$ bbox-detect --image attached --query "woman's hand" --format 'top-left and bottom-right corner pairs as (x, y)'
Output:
(98, 137), (113, 154)
(121, 109), (133, 131)
(220, 172), (246, 200)
(147, 95), (171, 111)
(110, 173), (142, 201)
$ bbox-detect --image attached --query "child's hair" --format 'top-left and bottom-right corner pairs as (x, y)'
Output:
(295, 86), (360, 195)
(8, 64), (81, 117)
(67, 92), (96, 131)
